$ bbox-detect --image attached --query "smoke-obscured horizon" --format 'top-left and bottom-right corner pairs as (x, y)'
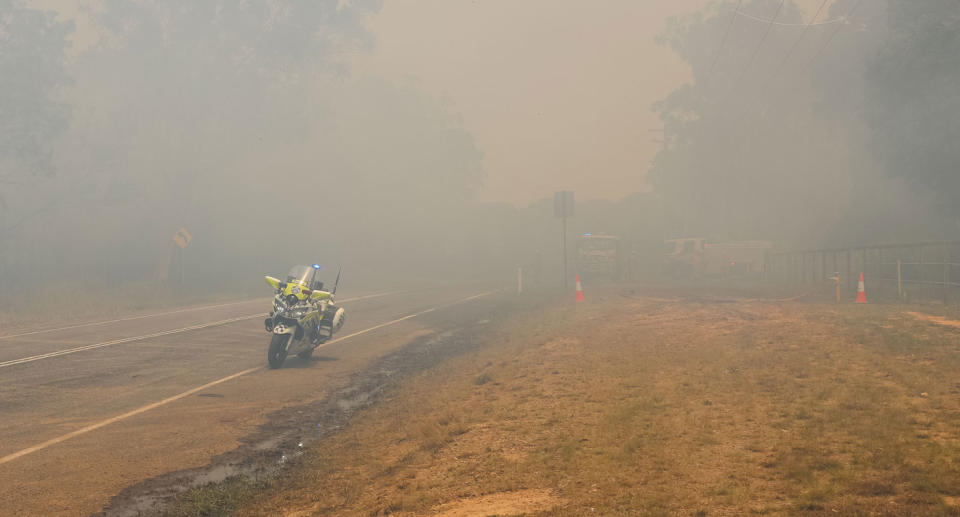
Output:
(651, 0), (960, 248)
(2, 0), (960, 304)
(1, 0), (501, 296)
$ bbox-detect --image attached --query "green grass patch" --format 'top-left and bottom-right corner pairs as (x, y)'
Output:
(166, 476), (258, 517)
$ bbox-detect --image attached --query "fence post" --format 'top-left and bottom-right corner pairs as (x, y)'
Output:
(792, 253), (798, 284)
(846, 250), (852, 301)
(812, 252), (816, 284)
(879, 247), (884, 300)
(810, 252), (815, 284)
(898, 258), (902, 300)
(804, 252), (808, 284)
(949, 245), (954, 304)
(821, 252), (826, 284)
(920, 246), (925, 301)
(801, 253), (807, 285)
(944, 243), (949, 304)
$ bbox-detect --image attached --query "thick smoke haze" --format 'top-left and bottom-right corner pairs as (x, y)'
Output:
(3, 0), (494, 298)
(2, 0), (959, 307)
(351, 0), (712, 204)
(651, 0), (960, 247)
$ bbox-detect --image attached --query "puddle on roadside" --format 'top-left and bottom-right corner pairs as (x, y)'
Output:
(96, 315), (502, 517)
(253, 435), (283, 451)
(337, 388), (374, 411)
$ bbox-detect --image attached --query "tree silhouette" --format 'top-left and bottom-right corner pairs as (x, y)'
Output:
(0, 0), (73, 260)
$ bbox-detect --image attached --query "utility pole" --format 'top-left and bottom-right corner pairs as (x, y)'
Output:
(563, 216), (568, 289)
(554, 191), (574, 290)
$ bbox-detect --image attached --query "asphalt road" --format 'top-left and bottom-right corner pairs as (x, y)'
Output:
(0, 285), (500, 516)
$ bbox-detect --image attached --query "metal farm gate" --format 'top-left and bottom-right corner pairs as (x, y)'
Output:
(764, 241), (960, 303)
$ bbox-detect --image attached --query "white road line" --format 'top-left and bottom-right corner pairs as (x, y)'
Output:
(313, 290), (495, 351)
(0, 289), (497, 466)
(0, 368), (261, 466)
(0, 299), (266, 340)
(0, 292), (399, 369)
(0, 289), (405, 340)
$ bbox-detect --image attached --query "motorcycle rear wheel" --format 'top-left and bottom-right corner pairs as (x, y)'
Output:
(268, 334), (290, 369)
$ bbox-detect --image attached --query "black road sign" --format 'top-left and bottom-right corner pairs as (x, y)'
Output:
(554, 191), (574, 218)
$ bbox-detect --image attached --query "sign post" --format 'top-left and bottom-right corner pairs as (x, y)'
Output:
(553, 191), (574, 290)
(172, 227), (192, 285)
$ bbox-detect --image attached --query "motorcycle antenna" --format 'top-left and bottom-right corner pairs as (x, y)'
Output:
(332, 266), (342, 295)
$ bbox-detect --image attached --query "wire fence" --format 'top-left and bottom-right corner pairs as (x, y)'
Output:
(764, 241), (960, 303)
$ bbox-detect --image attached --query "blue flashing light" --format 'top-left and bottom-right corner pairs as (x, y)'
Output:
(312, 264), (321, 269)
(583, 233), (592, 236)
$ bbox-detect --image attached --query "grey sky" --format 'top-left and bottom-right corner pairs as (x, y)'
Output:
(33, 0), (834, 205)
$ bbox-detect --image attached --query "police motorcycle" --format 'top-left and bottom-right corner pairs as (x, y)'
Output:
(263, 265), (346, 369)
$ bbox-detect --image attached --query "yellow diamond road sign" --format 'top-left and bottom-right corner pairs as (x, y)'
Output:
(173, 227), (192, 249)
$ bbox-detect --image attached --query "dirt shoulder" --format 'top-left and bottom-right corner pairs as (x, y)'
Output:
(219, 290), (960, 516)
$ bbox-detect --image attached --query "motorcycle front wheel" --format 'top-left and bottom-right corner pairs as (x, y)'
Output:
(268, 334), (290, 369)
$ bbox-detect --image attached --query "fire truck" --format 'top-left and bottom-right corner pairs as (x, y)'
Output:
(664, 238), (772, 279)
(577, 233), (622, 279)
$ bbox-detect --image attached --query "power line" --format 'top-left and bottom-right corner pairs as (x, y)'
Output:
(708, 0), (743, 78)
(778, 0), (831, 68)
(754, 0), (858, 115)
(757, 0), (830, 99)
(737, 0), (787, 85)
(733, 8), (844, 27)
(809, 0), (863, 65)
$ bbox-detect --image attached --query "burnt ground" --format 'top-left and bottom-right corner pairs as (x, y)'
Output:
(95, 292), (544, 516)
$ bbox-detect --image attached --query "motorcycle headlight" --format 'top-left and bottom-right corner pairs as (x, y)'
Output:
(273, 298), (286, 313)
(290, 307), (309, 318)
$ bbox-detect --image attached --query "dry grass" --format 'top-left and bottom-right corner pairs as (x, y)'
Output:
(237, 295), (960, 516)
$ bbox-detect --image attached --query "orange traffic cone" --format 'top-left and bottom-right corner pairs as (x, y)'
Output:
(856, 272), (867, 304)
(575, 274), (585, 302)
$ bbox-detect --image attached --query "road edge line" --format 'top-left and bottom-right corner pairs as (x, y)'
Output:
(0, 291), (401, 369)
(0, 289), (497, 465)
(0, 368), (261, 466)
(0, 291), (402, 341)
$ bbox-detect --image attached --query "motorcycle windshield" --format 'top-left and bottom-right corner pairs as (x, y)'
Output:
(285, 265), (314, 287)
